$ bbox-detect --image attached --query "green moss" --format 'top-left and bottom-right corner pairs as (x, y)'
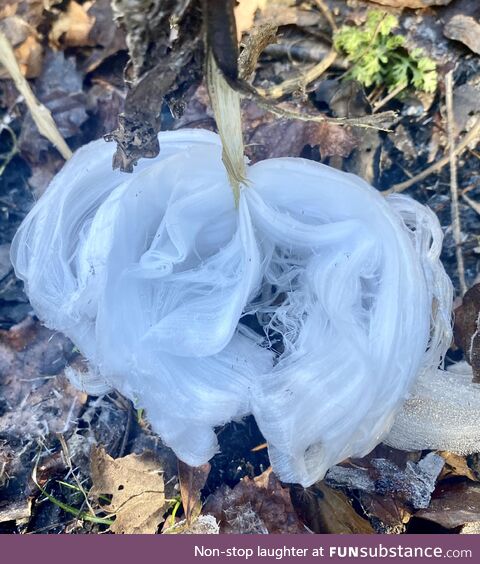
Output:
(334, 11), (437, 94)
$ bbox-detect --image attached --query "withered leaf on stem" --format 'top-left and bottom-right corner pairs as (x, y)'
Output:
(106, 0), (204, 172)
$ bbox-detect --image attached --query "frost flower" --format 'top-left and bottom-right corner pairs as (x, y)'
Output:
(12, 129), (453, 486)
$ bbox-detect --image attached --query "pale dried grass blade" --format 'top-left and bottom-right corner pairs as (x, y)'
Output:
(207, 51), (247, 206)
(0, 30), (72, 160)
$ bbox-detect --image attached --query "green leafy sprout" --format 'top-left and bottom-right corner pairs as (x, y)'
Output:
(334, 11), (437, 94)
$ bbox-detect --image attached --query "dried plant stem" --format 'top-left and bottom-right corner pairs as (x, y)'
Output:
(462, 192), (480, 217)
(58, 434), (96, 518)
(384, 117), (480, 195)
(254, 0), (337, 100)
(207, 51), (247, 206)
(313, 0), (338, 32)
(373, 82), (407, 112)
(0, 31), (72, 160)
(445, 70), (467, 296)
(257, 49), (337, 100)
(239, 23), (278, 81)
(256, 99), (396, 131)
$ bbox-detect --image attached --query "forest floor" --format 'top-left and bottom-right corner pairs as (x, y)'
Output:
(1, 0), (480, 534)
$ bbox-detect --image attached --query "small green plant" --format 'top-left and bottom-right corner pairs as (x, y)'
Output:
(334, 11), (437, 94)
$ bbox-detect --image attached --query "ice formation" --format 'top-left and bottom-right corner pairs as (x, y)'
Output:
(11, 129), (454, 486)
(386, 362), (480, 455)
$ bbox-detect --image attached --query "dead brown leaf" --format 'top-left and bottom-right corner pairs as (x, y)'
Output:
(90, 446), (167, 534)
(205, 467), (307, 534)
(439, 452), (478, 482)
(244, 107), (357, 162)
(454, 283), (480, 382)
(291, 482), (374, 534)
(0, 15), (42, 78)
(83, 0), (127, 73)
(258, 2), (324, 29)
(49, 1), (95, 49)
(359, 491), (411, 533)
(415, 482), (480, 529)
(235, 0), (267, 37)
(178, 459), (211, 526)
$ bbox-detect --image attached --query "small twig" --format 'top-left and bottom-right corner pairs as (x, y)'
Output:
(118, 401), (133, 458)
(239, 23), (278, 81)
(462, 193), (480, 217)
(0, 124), (18, 176)
(256, 99), (396, 131)
(385, 117), (480, 195)
(373, 82), (407, 112)
(257, 49), (337, 100)
(0, 31), (72, 160)
(446, 70), (466, 295)
(312, 0), (338, 32)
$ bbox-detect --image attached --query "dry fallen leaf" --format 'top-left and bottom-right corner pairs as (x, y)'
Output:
(291, 482), (374, 534)
(0, 15), (42, 78)
(49, 1), (95, 48)
(415, 482), (480, 529)
(439, 451), (478, 482)
(244, 109), (357, 162)
(90, 446), (167, 534)
(359, 491), (412, 533)
(205, 467), (307, 534)
(258, 2), (324, 29)
(235, 0), (267, 37)
(178, 459), (211, 526)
